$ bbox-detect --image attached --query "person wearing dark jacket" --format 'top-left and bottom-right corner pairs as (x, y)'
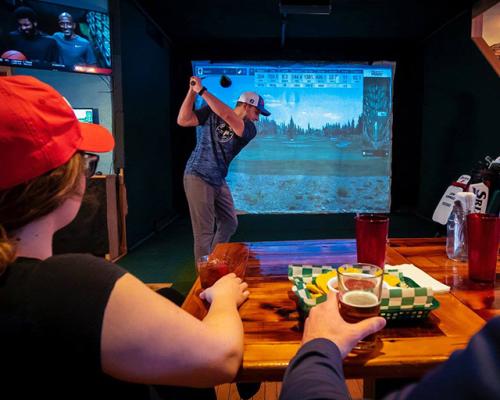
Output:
(6, 6), (58, 63)
(279, 292), (500, 400)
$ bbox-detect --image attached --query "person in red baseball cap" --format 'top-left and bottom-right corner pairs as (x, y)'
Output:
(0, 75), (114, 190)
(0, 76), (249, 399)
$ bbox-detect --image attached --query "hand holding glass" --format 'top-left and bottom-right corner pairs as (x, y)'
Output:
(337, 263), (384, 352)
(197, 255), (231, 289)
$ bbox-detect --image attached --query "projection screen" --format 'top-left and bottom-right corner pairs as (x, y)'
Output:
(192, 61), (394, 214)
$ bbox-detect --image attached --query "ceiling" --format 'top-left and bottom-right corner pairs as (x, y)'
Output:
(134, 0), (477, 46)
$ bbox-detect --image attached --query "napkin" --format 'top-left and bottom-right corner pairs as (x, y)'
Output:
(384, 264), (450, 294)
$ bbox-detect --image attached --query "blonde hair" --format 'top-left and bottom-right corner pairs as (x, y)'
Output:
(0, 153), (84, 273)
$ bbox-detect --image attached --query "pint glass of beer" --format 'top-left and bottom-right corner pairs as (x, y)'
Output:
(337, 263), (384, 352)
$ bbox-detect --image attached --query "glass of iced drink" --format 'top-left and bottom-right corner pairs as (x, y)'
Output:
(197, 255), (231, 289)
(355, 214), (389, 268)
(337, 263), (384, 352)
(467, 213), (500, 283)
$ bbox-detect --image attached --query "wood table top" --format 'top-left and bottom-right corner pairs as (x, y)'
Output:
(182, 238), (499, 382)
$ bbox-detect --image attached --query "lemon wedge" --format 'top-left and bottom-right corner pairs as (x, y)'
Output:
(383, 274), (401, 287)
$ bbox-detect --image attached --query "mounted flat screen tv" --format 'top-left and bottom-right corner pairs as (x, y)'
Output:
(73, 107), (98, 123)
(192, 60), (394, 214)
(0, 0), (111, 75)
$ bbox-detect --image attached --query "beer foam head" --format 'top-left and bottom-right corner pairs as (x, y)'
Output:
(341, 290), (379, 307)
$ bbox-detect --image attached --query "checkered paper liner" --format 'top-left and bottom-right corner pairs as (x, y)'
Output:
(289, 264), (438, 320)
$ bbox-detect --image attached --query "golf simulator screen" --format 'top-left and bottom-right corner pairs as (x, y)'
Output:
(192, 60), (394, 214)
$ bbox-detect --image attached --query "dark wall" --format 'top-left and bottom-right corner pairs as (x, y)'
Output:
(118, 3), (498, 246)
(172, 14), (499, 222)
(418, 11), (500, 217)
(118, 0), (175, 247)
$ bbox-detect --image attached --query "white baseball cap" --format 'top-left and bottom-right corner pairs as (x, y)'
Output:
(237, 91), (271, 116)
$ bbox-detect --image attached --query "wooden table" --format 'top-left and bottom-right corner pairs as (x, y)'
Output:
(182, 238), (498, 386)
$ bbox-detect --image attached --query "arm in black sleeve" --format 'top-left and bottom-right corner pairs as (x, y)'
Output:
(279, 338), (350, 400)
(384, 316), (500, 400)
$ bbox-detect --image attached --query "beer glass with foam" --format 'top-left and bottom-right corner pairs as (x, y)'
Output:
(337, 263), (384, 352)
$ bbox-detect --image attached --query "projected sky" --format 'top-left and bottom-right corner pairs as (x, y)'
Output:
(192, 61), (394, 214)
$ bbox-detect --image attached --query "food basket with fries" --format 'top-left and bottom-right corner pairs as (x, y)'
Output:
(289, 264), (439, 321)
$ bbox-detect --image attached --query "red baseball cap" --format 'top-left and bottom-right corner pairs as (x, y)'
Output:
(0, 76), (114, 190)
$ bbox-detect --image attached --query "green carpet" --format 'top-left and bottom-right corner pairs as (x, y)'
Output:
(118, 217), (197, 295)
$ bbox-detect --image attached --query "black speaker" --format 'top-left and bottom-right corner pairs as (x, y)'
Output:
(54, 174), (124, 260)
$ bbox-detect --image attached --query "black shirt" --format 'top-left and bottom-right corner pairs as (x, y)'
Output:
(0, 254), (149, 399)
(7, 31), (58, 63)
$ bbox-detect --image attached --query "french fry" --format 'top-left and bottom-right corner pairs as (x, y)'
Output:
(306, 283), (324, 295)
(315, 270), (337, 293)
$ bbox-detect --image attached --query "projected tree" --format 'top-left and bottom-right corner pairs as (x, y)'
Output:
(362, 78), (391, 150)
(286, 117), (297, 140)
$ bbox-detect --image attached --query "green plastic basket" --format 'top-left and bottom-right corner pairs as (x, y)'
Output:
(380, 276), (440, 321)
(290, 267), (440, 321)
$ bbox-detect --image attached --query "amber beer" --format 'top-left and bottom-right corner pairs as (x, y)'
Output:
(340, 290), (380, 351)
(338, 263), (384, 351)
(339, 290), (381, 350)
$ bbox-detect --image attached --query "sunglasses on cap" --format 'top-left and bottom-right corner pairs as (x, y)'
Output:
(83, 153), (99, 178)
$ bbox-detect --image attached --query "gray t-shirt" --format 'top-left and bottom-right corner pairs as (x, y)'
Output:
(184, 106), (257, 186)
